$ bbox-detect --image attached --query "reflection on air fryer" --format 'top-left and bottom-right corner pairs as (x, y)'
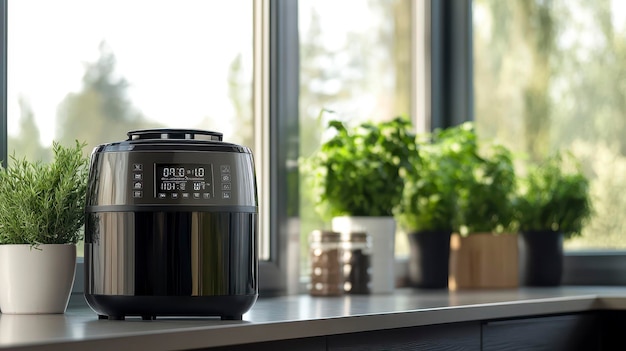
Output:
(85, 210), (258, 320)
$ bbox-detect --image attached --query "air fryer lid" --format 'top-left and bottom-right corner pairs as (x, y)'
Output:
(127, 129), (223, 141)
(90, 128), (253, 155)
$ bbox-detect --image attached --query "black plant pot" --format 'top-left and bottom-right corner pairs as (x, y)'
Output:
(519, 230), (564, 286)
(407, 230), (452, 289)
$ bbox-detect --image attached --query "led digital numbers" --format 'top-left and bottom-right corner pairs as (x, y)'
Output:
(193, 182), (206, 191)
(161, 182), (175, 191)
(162, 167), (186, 178)
(161, 167), (206, 178)
(155, 164), (212, 198)
(160, 182), (187, 191)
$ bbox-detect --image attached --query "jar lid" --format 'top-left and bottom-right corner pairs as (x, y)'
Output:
(310, 230), (341, 243)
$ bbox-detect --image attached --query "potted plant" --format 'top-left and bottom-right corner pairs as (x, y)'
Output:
(396, 133), (457, 289)
(441, 123), (519, 289)
(303, 116), (416, 293)
(0, 141), (89, 314)
(515, 152), (592, 286)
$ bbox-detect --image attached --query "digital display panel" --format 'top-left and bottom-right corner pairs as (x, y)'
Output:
(155, 164), (213, 199)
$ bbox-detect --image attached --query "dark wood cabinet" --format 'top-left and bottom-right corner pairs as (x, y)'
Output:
(202, 311), (625, 350)
(201, 336), (326, 351)
(598, 311), (626, 351)
(482, 314), (600, 351)
(327, 322), (480, 351)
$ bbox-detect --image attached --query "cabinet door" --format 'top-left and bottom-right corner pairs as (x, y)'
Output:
(599, 310), (626, 351)
(482, 314), (599, 351)
(328, 322), (480, 351)
(202, 336), (326, 351)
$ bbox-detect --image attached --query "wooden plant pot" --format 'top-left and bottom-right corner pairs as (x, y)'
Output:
(449, 233), (518, 290)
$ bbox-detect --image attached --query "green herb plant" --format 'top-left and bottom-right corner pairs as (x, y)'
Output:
(396, 133), (457, 233)
(303, 117), (416, 220)
(436, 122), (517, 234)
(0, 141), (89, 246)
(515, 152), (592, 239)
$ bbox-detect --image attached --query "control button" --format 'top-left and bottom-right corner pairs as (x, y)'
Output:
(222, 192), (231, 199)
(158, 193), (167, 199)
(133, 164), (143, 171)
(171, 193), (179, 199)
(182, 193), (190, 199)
(220, 165), (231, 173)
(133, 173), (143, 180)
(222, 183), (231, 190)
(221, 174), (231, 182)
(133, 191), (143, 198)
(193, 193), (201, 199)
(133, 182), (143, 190)
(203, 193), (211, 199)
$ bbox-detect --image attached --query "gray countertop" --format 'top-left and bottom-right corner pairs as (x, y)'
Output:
(2, 287), (626, 351)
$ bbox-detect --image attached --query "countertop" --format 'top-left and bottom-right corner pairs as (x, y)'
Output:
(2, 287), (626, 351)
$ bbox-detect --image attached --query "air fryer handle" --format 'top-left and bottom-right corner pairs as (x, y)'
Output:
(127, 129), (223, 141)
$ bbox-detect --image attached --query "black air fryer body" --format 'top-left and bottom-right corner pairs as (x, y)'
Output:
(84, 129), (258, 320)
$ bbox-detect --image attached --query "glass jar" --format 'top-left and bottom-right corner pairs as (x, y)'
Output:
(342, 232), (371, 294)
(309, 230), (343, 296)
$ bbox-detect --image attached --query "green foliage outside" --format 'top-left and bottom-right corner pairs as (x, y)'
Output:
(8, 42), (163, 163)
(9, 40), (254, 162)
(0, 141), (89, 246)
(55, 42), (163, 151)
(515, 152), (593, 239)
(474, 0), (626, 248)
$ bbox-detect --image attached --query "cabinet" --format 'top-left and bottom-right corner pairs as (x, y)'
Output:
(328, 322), (480, 350)
(201, 311), (621, 350)
(598, 311), (626, 351)
(482, 314), (600, 351)
(201, 336), (326, 351)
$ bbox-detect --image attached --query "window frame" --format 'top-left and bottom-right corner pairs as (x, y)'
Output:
(256, 0), (300, 295)
(1, 0), (6, 169)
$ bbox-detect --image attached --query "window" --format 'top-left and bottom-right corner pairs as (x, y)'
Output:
(298, 0), (414, 277)
(5, 0), (255, 257)
(473, 0), (626, 250)
(4, 0), (625, 297)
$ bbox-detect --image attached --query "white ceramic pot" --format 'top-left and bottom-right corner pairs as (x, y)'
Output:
(0, 244), (77, 314)
(332, 216), (396, 294)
